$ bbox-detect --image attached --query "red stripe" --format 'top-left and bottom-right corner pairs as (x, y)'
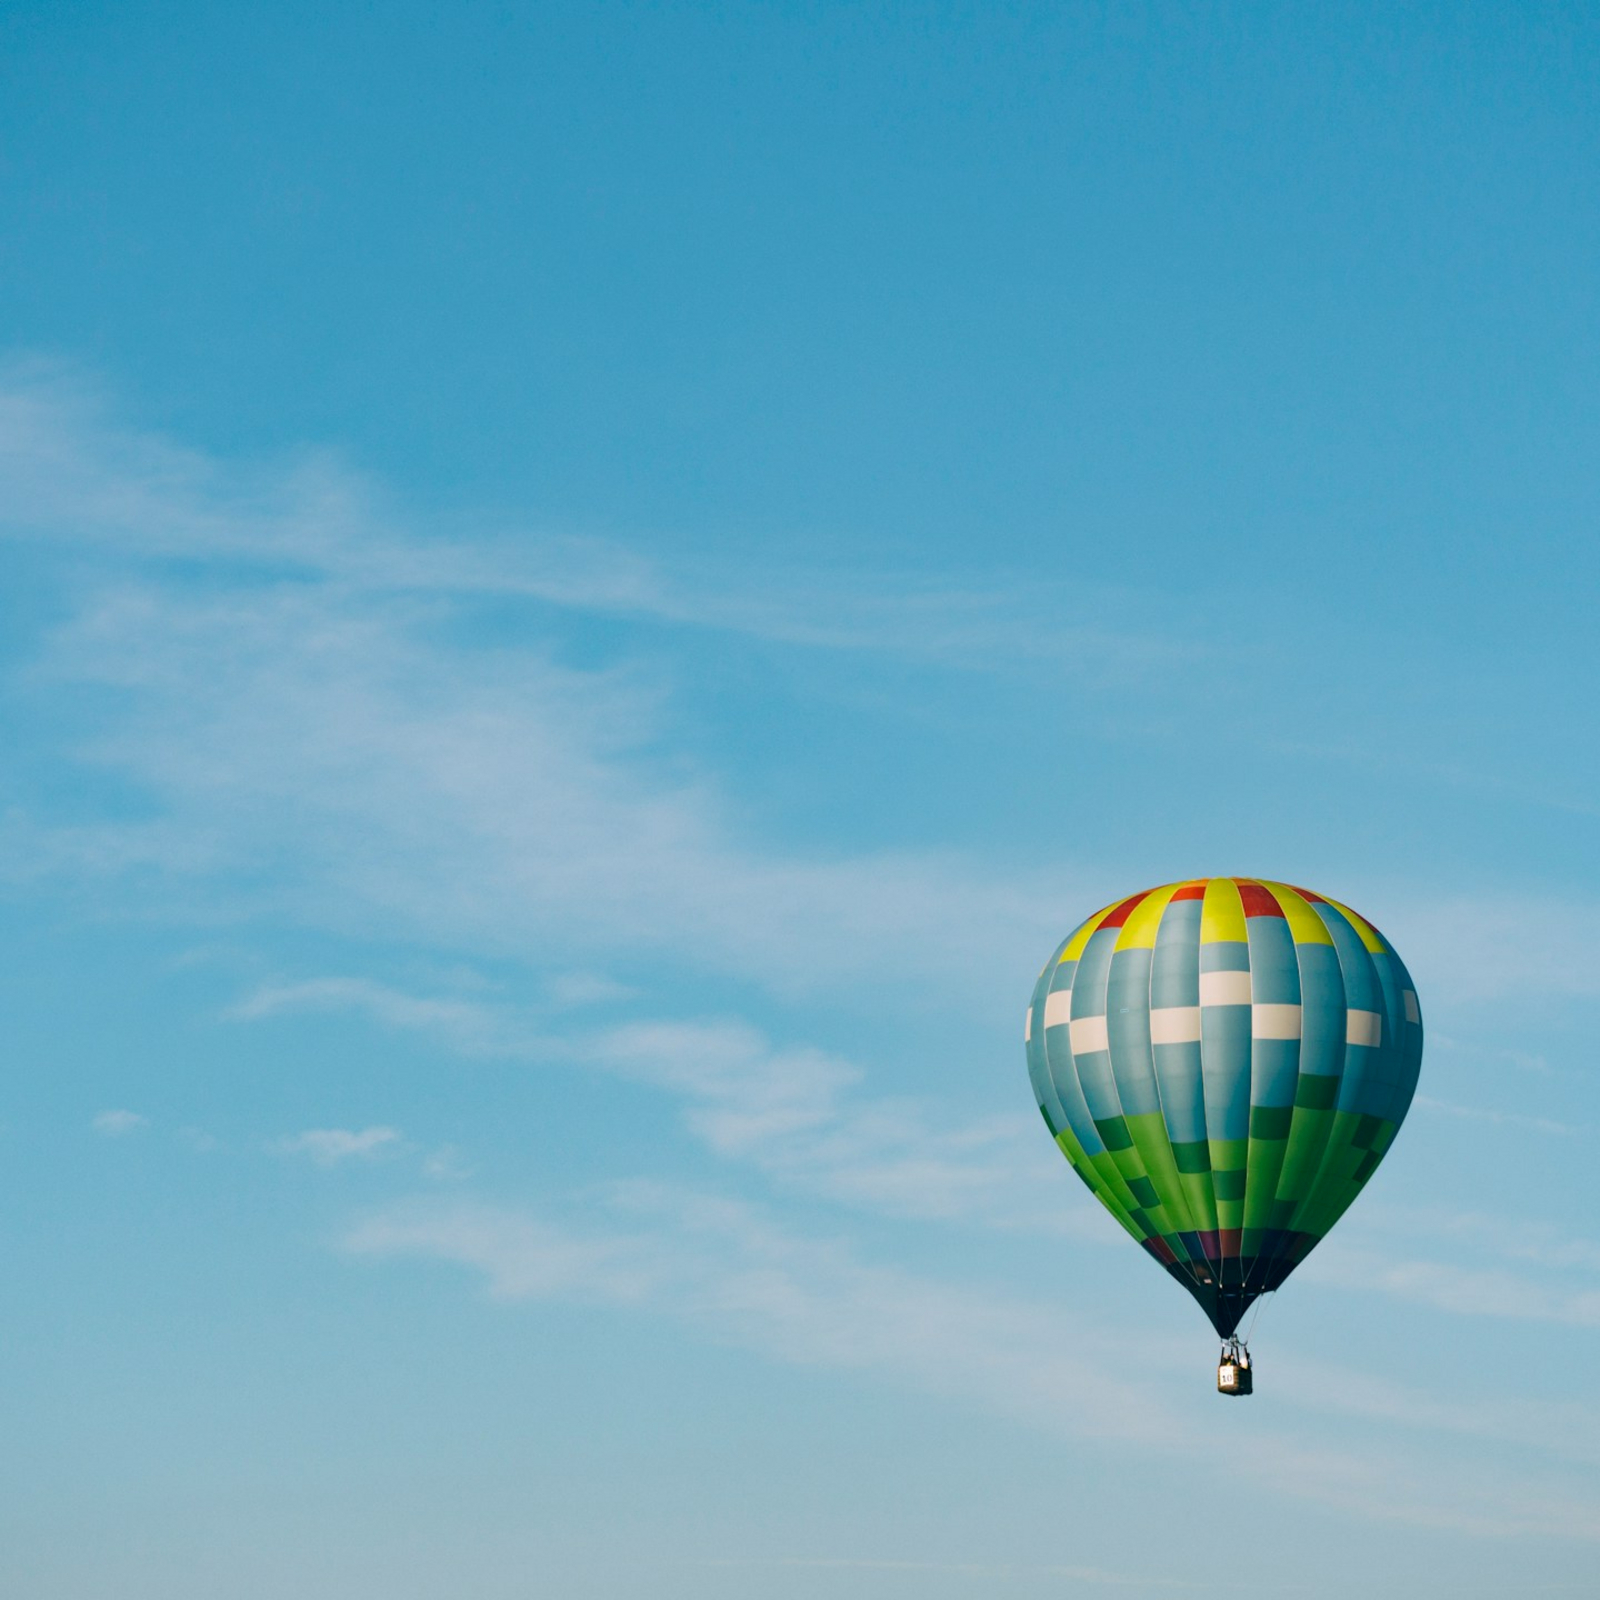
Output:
(1237, 882), (1286, 919)
(1289, 884), (1326, 903)
(1169, 882), (1207, 901)
(1098, 891), (1150, 929)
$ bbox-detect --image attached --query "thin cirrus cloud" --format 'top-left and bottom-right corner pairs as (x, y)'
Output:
(344, 1184), (1600, 1541)
(92, 1108), (148, 1136)
(1299, 1203), (1600, 1328)
(0, 365), (1124, 1001)
(269, 1126), (406, 1166)
(0, 366), (1186, 671)
(232, 977), (536, 1057)
(233, 973), (1600, 1325)
(5, 369), (1600, 1015)
(14, 552), (1088, 1004)
(1412, 1092), (1579, 1137)
(232, 975), (1092, 1234)
(579, 1016), (1075, 1229)
(1303, 1245), (1600, 1329)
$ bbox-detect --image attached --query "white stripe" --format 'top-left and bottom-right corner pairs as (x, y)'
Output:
(1069, 1015), (1109, 1054)
(1149, 1006), (1202, 1044)
(1043, 989), (1073, 1029)
(1403, 989), (1420, 1024)
(1024, 1009), (1032, 1043)
(1347, 1009), (1383, 1047)
(1199, 969), (1252, 1006)
(1252, 1003), (1303, 1039)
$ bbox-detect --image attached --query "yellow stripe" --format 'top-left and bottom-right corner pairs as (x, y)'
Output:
(1060, 900), (1119, 962)
(1260, 881), (1334, 947)
(1200, 877), (1247, 943)
(1321, 896), (1387, 953)
(1115, 883), (1180, 949)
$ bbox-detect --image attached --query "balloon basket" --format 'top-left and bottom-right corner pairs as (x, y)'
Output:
(1216, 1340), (1253, 1396)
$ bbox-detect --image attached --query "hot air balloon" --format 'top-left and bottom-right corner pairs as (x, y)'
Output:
(1025, 878), (1422, 1394)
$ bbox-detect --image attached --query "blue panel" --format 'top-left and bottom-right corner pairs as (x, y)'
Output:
(1041, 1016), (1106, 1157)
(1151, 899), (1201, 1007)
(1245, 916), (1301, 1004)
(1388, 949), (1425, 1111)
(1075, 1045), (1124, 1123)
(1070, 925), (1117, 1021)
(1338, 1043), (1386, 1118)
(1201, 1005), (1252, 1141)
(1150, 897), (1207, 1144)
(1321, 916), (1386, 1118)
(1369, 969), (1405, 1115)
(1294, 943), (1347, 1081)
(1317, 907), (1379, 1010)
(1106, 947), (1161, 1117)
(1026, 965), (1070, 1137)
(1153, 1044), (1207, 1142)
(1200, 939), (1251, 973)
(1245, 917), (1302, 1116)
(1250, 1038), (1301, 1108)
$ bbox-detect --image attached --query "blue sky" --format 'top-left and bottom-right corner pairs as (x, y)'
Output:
(2, 3), (1599, 1596)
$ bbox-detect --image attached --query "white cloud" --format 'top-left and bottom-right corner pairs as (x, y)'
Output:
(0, 366), (1191, 672)
(345, 1188), (1174, 1441)
(1334, 1204), (1600, 1277)
(0, 369), (1124, 1001)
(234, 978), (533, 1055)
(1376, 892), (1600, 1007)
(581, 1017), (1078, 1230)
(1412, 1092), (1579, 1137)
(345, 1187), (1600, 1540)
(1275, 1349), (1600, 1470)
(93, 1108), (148, 1136)
(271, 1126), (405, 1166)
(12, 569), (1081, 1004)
(232, 981), (1096, 1236)
(420, 1144), (474, 1181)
(692, 1559), (1196, 1586)
(1305, 1245), (1600, 1328)
(9, 372), (1600, 1021)
(544, 970), (634, 1008)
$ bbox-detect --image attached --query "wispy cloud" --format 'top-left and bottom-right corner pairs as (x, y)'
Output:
(1412, 1092), (1580, 1137)
(1378, 892), (1600, 1007)
(1306, 1246), (1600, 1328)
(8, 562), (1083, 1004)
(233, 979), (1092, 1235)
(8, 371), (1600, 1022)
(690, 1557), (1227, 1588)
(1339, 1204), (1600, 1277)
(0, 368), (1139, 1010)
(580, 1017), (1075, 1229)
(0, 365), (1186, 671)
(1300, 1202), (1600, 1329)
(93, 1108), (148, 1136)
(420, 1144), (474, 1181)
(344, 1187), (1180, 1442)
(345, 1186), (1600, 1540)
(233, 978), (533, 1055)
(1275, 1349), (1600, 1470)
(271, 1126), (406, 1166)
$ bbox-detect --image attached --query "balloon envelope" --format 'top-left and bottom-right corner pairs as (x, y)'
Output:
(1026, 878), (1423, 1337)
